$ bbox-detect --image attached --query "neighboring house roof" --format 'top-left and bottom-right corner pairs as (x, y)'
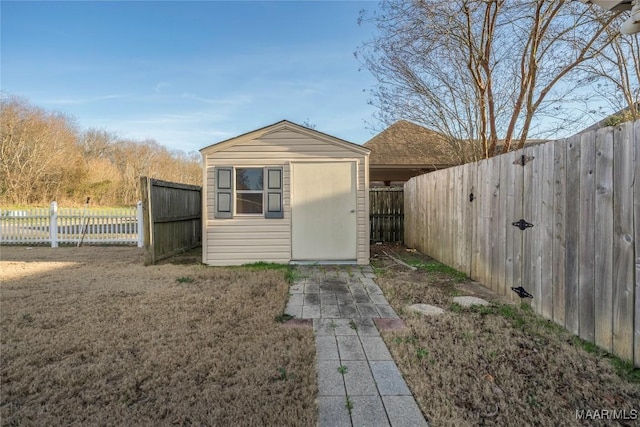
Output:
(200, 119), (370, 155)
(363, 120), (454, 167)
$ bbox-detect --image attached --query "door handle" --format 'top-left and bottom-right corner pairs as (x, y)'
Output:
(350, 209), (355, 213)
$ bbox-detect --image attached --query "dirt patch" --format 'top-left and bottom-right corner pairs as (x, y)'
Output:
(372, 243), (640, 427)
(0, 246), (316, 426)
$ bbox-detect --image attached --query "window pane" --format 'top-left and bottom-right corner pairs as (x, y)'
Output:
(236, 168), (263, 190)
(236, 193), (263, 214)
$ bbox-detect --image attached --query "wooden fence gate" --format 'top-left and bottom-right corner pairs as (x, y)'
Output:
(369, 187), (404, 242)
(140, 177), (202, 264)
(405, 121), (639, 366)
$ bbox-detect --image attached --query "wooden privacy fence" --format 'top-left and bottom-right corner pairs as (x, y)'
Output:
(405, 120), (639, 366)
(0, 202), (142, 247)
(140, 177), (202, 264)
(370, 187), (404, 242)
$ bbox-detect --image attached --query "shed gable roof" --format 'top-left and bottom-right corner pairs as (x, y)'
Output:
(200, 120), (370, 155)
(363, 120), (454, 166)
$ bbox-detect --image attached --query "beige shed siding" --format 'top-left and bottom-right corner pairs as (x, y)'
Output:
(203, 128), (369, 266)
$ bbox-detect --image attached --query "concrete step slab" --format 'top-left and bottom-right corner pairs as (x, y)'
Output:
(351, 318), (380, 336)
(361, 336), (393, 361)
(301, 305), (320, 319)
(318, 396), (352, 427)
(376, 305), (399, 318)
(350, 395), (390, 427)
(343, 361), (378, 396)
(370, 361), (411, 396)
(356, 303), (380, 318)
(337, 335), (367, 360)
(317, 360), (347, 396)
(321, 304), (341, 318)
(284, 304), (302, 318)
(382, 396), (429, 427)
(338, 304), (360, 318)
(320, 293), (338, 305)
(316, 336), (340, 360)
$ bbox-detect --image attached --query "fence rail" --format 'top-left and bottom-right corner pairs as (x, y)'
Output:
(405, 120), (639, 366)
(0, 202), (143, 247)
(370, 187), (404, 242)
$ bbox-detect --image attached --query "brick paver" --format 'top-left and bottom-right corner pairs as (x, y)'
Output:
(286, 265), (429, 427)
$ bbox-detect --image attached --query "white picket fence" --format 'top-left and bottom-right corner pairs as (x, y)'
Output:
(0, 201), (143, 247)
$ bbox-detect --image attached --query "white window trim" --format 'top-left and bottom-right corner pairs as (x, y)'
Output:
(234, 167), (265, 216)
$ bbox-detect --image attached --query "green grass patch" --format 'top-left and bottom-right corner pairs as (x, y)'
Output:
(274, 367), (295, 381)
(345, 395), (354, 414)
(572, 336), (640, 383)
(449, 302), (463, 313)
(403, 258), (467, 282)
(242, 262), (290, 270)
(176, 276), (194, 284)
(275, 313), (294, 323)
(285, 267), (300, 284)
(240, 262), (299, 284)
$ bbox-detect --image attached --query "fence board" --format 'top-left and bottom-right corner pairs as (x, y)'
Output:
(453, 167), (464, 272)
(552, 140), (567, 325)
(612, 123), (635, 361)
(511, 150), (524, 302)
(565, 134), (581, 335)
(493, 154), (508, 296)
(503, 151), (517, 299)
(595, 127), (614, 352)
(635, 119), (640, 367)
(472, 160), (489, 286)
(447, 168), (455, 267)
(540, 142), (555, 319)
(489, 156), (503, 294)
(578, 130), (596, 342)
(522, 145), (541, 312)
(463, 163), (477, 277)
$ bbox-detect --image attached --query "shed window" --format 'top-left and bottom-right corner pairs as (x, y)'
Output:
(236, 168), (264, 214)
(214, 166), (283, 219)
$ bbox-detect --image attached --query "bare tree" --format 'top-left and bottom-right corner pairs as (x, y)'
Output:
(580, 14), (639, 123)
(0, 95), (84, 204)
(357, 0), (621, 161)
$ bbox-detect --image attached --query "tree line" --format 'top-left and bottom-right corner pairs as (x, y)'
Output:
(0, 95), (202, 206)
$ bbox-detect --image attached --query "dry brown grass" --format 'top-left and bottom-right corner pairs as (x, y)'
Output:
(1, 246), (316, 426)
(372, 244), (640, 427)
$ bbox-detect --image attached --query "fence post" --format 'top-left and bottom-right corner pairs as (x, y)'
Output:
(50, 201), (58, 248)
(136, 200), (144, 248)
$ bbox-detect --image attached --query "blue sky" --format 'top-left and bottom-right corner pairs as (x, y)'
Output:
(1, 0), (381, 153)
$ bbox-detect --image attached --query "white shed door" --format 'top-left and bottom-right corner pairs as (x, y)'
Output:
(291, 162), (357, 260)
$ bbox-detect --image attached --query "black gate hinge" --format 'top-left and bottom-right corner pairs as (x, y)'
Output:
(512, 219), (534, 230)
(513, 154), (535, 166)
(511, 287), (533, 299)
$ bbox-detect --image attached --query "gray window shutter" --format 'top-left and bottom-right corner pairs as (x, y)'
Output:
(265, 167), (283, 218)
(215, 167), (233, 219)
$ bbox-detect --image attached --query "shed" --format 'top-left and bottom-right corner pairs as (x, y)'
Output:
(200, 120), (371, 266)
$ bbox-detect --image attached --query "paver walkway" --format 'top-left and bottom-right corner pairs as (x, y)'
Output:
(285, 265), (429, 427)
